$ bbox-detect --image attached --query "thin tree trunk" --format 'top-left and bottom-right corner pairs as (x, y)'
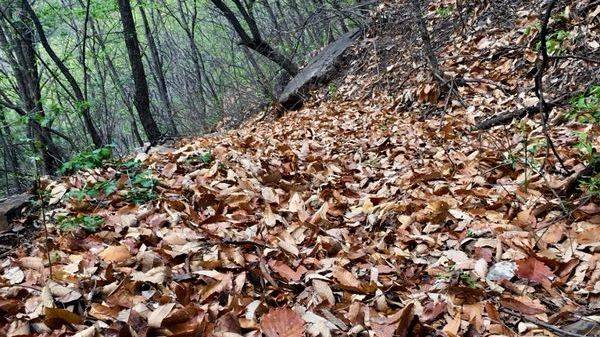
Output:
(22, 0), (103, 148)
(116, 0), (162, 144)
(138, 2), (178, 136)
(242, 45), (274, 100)
(0, 112), (24, 191)
(90, 20), (144, 146)
(0, 13), (62, 174)
(410, 0), (445, 84)
(209, 0), (300, 76)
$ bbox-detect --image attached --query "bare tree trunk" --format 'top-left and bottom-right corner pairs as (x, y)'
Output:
(89, 20), (144, 146)
(138, 2), (178, 136)
(0, 112), (24, 192)
(209, 0), (300, 76)
(410, 0), (446, 84)
(0, 12), (62, 174)
(22, 0), (103, 148)
(116, 0), (162, 144)
(242, 45), (275, 100)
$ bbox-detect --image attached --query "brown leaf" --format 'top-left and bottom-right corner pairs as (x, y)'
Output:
(442, 311), (461, 337)
(148, 303), (176, 328)
(577, 226), (600, 245)
(421, 301), (446, 322)
(313, 279), (335, 306)
(332, 266), (362, 290)
(98, 245), (131, 264)
(162, 163), (178, 178)
(89, 303), (120, 320)
(260, 308), (305, 337)
(0, 299), (23, 315)
(44, 307), (84, 329)
(270, 260), (306, 282)
(371, 303), (415, 337)
(501, 295), (546, 315)
(516, 256), (555, 284)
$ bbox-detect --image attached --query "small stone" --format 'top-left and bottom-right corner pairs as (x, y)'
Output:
(486, 261), (516, 282)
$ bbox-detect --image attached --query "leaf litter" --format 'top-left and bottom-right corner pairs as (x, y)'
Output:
(1, 0), (600, 336)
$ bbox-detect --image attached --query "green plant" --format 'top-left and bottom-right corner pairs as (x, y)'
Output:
(582, 174), (600, 197)
(186, 151), (214, 166)
(68, 180), (118, 201)
(435, 6), (454, 17)
(503, 151), (519, 169)
(327, 83), (338, 96)
(60, 146), (113, 174)
(536, 29), (570, 55)
(568, 86), (600, 124)
(57, 214), (104, 232)
(574, 131), (596, 161)
(119, 158), (143, 170)
(459, 272), (478, 288)
(125, 170), (157, 204)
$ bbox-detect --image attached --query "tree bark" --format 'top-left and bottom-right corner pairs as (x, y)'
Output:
(22, 0), (103, 148)
(0, 11), (62, 174)
(209, 0), (299, 76)
(138, 2), (178, 136)
(410, 0), (445, 84)
(116, 0), (162, 144)
(0, 111), (24, 192)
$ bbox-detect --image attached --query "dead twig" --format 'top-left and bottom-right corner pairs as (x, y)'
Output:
(534, 0), (569, 174)
(500, 307), (586, 337)
(550, 54), (600, 64)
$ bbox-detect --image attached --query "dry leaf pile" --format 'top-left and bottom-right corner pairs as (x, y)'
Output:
(1, 0), (600, 336)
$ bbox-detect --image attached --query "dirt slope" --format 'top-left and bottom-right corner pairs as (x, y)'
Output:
(1, 0), (600, 336)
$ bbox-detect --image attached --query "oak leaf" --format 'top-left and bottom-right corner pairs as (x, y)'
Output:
(261, 308), (305, 337)
(516, 257), (554, 283)
(98, 245), (131, 264)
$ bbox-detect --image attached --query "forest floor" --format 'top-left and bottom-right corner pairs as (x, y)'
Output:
(1, 0), (600, 336)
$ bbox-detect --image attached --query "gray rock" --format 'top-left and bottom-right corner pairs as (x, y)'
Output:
(0, 192), (32, 231)
(279, 29), (362, 109)
(486, 261), (517, 282)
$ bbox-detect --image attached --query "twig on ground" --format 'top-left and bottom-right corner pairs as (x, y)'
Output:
(534, 0), (569, 174)
(550, 54), (600, 64)
(500, 307), (586, 337)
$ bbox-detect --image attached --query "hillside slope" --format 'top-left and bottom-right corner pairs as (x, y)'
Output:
(1, 0), (599, 336)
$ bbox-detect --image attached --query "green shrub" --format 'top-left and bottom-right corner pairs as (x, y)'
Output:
(57, 214), (104, 232)
(125, 170), (157, 204)
(60, 146), (113, 174)
(185, 151), (214, 166)
(435, 6), (453, 17)
(568, 85), (600, 124)
(68, 180), (118, 201)
(583, 174), (600, 197)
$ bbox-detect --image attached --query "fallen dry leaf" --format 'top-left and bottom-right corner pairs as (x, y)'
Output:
(148, 303), (176, 328)
(516, 256), (555, 284)
(261, 308), (305, 337)
(98, 245), (131, 264)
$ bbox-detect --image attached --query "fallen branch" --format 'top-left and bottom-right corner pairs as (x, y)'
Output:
(459, 76), (512, 94)
(475, 102), (554, 130)
(500, 308), (586, 337)
(474, 87), (584, 131)
(550, 54), (600, 64)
